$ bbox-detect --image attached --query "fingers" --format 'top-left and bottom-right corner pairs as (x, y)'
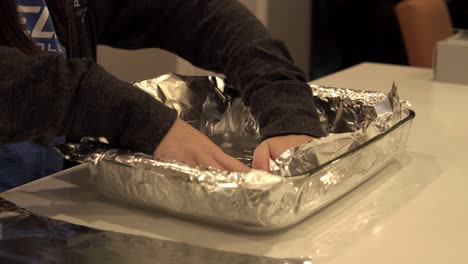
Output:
(214, 152), (251, 172)
(252, 141), (271, 171)
(152, 117), (254, 172)
(196, 156), (225, 171)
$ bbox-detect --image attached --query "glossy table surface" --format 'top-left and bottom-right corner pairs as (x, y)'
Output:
(2, 63), (467, 263)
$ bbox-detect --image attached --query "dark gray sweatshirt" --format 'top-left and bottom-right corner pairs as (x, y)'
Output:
(0, 0), (325, 155)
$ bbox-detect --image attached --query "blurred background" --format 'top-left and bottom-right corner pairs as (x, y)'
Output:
(97, 0), (468, 82)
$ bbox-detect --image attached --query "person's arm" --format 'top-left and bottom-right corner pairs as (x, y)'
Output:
(90, 0), (325, 170)
(90, 0), (325, 141)
(0, 47), (176, 154)
(0, 47), (249, 171)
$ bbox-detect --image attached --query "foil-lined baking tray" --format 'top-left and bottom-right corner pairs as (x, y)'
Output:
(57, 74), (415, 232)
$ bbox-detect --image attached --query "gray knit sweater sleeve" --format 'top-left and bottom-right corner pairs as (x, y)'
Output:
(1, 0), (325, 156)
(0, 47), (177, 154)
(91, 0), (326, 140)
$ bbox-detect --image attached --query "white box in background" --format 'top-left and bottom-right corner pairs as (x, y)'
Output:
(434, 31), (468, 85)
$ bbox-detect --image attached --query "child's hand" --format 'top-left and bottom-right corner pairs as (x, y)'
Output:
(154, 118), (250, 172)
(252, 135), (314, 171)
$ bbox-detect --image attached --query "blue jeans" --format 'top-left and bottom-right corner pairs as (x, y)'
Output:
(0, 137), (64, 192)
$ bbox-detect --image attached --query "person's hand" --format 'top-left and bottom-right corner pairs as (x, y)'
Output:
(154, 118), (250, 172)
(252, 135), (314, 171)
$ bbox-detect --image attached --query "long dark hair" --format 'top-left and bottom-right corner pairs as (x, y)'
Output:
(0, 0), (40, 55)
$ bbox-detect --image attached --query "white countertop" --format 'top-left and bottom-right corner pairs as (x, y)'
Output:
(2, 63), (467, 263)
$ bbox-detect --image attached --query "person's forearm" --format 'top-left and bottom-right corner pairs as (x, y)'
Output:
(0, 47), (177, 153)
(90, 0), (326, 139)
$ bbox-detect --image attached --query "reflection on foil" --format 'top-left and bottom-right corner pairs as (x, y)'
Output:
(0, 198), (308, 264)
(134, 74), (258, 136)
(57, 74), (415, 232)
(270, 83), (401, 176)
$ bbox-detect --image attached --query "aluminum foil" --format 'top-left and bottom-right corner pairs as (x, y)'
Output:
(272, 83), (402, 176)
(135, 74), (403, 172)
(0, 197), (309, 263)
(57, 74), (415, 232)
(134, 74), (258, 137)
